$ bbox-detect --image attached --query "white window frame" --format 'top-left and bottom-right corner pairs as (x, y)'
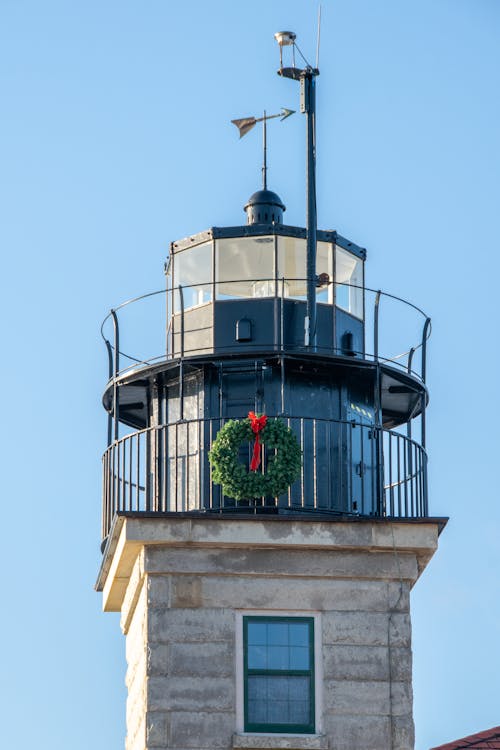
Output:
(234, 610), (323, 736)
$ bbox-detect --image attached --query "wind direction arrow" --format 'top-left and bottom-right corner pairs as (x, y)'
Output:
(231, 108), (294, 138)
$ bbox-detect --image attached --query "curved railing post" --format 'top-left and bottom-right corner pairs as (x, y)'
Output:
(373, 290), (381, 362)
(423, 451), (429, 516)
(105, 338), (114, 447)
(178, 285), (185, 420)
(111, 310), (120, 442)
(178, 285), (185, 358)
(373, 291), (383, 513)
(406, 347), (416, 441)
(421, 317), (431, 449)
(407, 346), (416, 376)
(280, 277), (286, 414)
(421, 317), (431, 384)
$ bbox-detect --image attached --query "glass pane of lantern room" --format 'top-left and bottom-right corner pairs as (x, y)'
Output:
(335, 246), (363, 318)
(215, 237), (275, 299)
(277, 237), (333, 302)
(173, 241), (213, 312)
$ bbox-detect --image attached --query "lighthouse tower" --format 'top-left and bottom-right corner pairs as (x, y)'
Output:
(96, 31), (445, 750)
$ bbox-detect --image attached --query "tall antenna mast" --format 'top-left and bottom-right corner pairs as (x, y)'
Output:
(274, 30), (320, 349)
(316, 5), (322, 69)
(262, 110), (267, 190)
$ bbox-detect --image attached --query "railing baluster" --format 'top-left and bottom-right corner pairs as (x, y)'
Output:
(300, 419), (305, 509)
(136, 432), (141, 511)
(175, 422), (179, 512)
(130, 433), (134, 511)
(313, 419), (317, 510)
(387, 433), (393, 516)
(162, 425), (167, 512)
(186, 421), (190, 512)
(396, 438), (401, 516)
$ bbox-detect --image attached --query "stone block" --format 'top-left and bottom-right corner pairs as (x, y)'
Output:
(147, 608), (235, 643)
(147, 574), (171, 607)
(126, 658), (147, 713)
(170, 575), (390, 612)
(391, 713), (415, 750)
(322, 611), (388, 646)
(169, 641), (234, 677)
(372, 522), (438, 554)
(125, 584), (148, 664)
(323, 645), (390, 681)
(125, 711), (145, 750)
(171, 577), (203, 608)
(148, 676), (235, 712)
(146, 710), (169, 747)
(120, 550), (144, 635)
(147, 643), (169, 676)
(325, 714), (391, 750)
(390, 681), (413, 716)
(144, 546), (417, 581)
(121, 550), (145, 634)
(324, 679), (390, 715)
(169, 710), (235, 748)
(387, 582), (410, 612)
(209, 517), (374, 548)
(390, 647), (412, 681)
(126, 648), (147, 690)
(389, 613), (411, 647)
(233, 734), (329, 749)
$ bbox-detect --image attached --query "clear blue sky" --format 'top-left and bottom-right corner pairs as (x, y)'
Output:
(1, 2), (499, 749)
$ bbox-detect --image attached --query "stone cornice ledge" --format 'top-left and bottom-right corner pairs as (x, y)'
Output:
(97, 514), (445, 610)
(233, 733), (329, 749)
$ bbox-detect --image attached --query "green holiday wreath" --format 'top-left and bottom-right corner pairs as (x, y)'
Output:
(208, 413), (302, 501)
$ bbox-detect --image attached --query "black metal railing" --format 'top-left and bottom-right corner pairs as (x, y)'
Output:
(101, 281), (431, 383)
(101, 416), (428, 542)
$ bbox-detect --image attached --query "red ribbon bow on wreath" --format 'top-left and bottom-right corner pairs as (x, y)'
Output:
(248, 411), (267, 471)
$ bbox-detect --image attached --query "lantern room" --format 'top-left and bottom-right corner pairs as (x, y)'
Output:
(166, 203), (365, 359)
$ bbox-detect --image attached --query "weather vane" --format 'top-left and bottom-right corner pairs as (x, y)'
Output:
(231, 108), (295, 190)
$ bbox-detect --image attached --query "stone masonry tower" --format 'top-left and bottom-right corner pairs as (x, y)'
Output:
(96, 29), (445, 750)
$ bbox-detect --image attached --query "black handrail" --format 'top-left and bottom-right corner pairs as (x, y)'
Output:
(101, 280), (431, 384)
(101, 417), (429, 542)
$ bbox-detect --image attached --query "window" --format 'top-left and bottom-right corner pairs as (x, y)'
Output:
(173, 241), (212, 312)
(243, 616), (315, 734)
(335, 246), (363, 318)
(215, 237), (275, 299)
(277, 238), (333, 304)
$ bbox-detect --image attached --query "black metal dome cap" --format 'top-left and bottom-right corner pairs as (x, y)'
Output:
(244, 189), (286, 225)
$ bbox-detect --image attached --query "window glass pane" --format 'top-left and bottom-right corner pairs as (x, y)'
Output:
(173, 242), (212, 312)
(247, 675), (311, 726)
(277, 238), (332, 302)
(289, 622), (309, 647)
(248, 622), (268, 645)
(289, 676), (309, 701)
(290, 699), (310, 725)
(268, 700), (289, 724)
(248, 645), (267, 669)
(335, 246), (363, 318)
(289, 646), (309, 670)
(216, 237), (275, 299)
(267, 646), (289, 670)
(267, 622), (288, 645)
